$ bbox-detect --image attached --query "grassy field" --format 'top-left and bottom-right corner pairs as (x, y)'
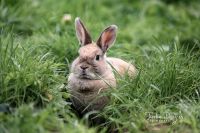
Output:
(0, 0), (200, 132)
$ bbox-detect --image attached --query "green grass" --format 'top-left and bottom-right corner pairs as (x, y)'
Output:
(0, 0), (200, 132)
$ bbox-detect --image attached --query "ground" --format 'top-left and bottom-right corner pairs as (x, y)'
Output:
(0, 0), (200, 132)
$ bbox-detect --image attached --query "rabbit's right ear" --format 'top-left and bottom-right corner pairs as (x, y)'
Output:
(75, 17), (92, 46)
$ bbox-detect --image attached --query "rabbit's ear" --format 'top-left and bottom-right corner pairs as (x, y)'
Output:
(97, 25), (117, 53)
(75, 17), (92, 46)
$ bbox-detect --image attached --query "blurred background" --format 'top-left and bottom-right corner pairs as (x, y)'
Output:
(0, 0), (200, 132)
(1, 0), (200, 45)
(1, 0), (200, 61)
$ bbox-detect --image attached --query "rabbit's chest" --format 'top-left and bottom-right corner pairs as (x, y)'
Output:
(68, 72), (116, 112)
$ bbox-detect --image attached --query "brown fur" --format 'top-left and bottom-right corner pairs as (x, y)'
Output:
(68, 18), (137, 114)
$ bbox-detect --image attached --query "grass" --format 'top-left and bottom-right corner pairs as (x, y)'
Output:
(0, 0), (200, 132)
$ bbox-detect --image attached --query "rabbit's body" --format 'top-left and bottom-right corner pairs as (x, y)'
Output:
(68, 18), (136, 114)
(68, 56), (136, 113)
(107, 57), (136, 76)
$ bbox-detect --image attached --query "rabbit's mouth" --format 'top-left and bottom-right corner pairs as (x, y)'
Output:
(78, 71), (98, 80)
(79, 72), (91, 79)
(80, 73), (89, 79)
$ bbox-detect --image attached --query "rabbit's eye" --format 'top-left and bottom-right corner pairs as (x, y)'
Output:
(96, 55), (100, 61)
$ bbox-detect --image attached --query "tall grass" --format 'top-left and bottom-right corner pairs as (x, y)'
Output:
(0, 0), (200, 132)
(0, 31), (65, 106)
(100, 40), (200, 131)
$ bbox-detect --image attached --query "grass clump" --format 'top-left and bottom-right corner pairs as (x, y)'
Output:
(0, 31), (65, 106)
(101, 40), (200, 132)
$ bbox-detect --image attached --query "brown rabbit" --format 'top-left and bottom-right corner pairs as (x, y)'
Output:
(68, 17), (136, 114)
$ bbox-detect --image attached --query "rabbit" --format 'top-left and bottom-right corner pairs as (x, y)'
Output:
(68, 17), (137, 114)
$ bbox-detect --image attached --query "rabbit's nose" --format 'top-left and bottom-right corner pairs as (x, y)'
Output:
(80, 65), (88, 70)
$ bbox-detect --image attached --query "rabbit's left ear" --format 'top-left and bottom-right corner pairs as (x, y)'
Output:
(97, 25), (118, 53)
(75, 17), (92, 46)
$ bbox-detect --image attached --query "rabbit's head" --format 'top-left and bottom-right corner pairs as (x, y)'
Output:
(71, 17), (117, 79)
